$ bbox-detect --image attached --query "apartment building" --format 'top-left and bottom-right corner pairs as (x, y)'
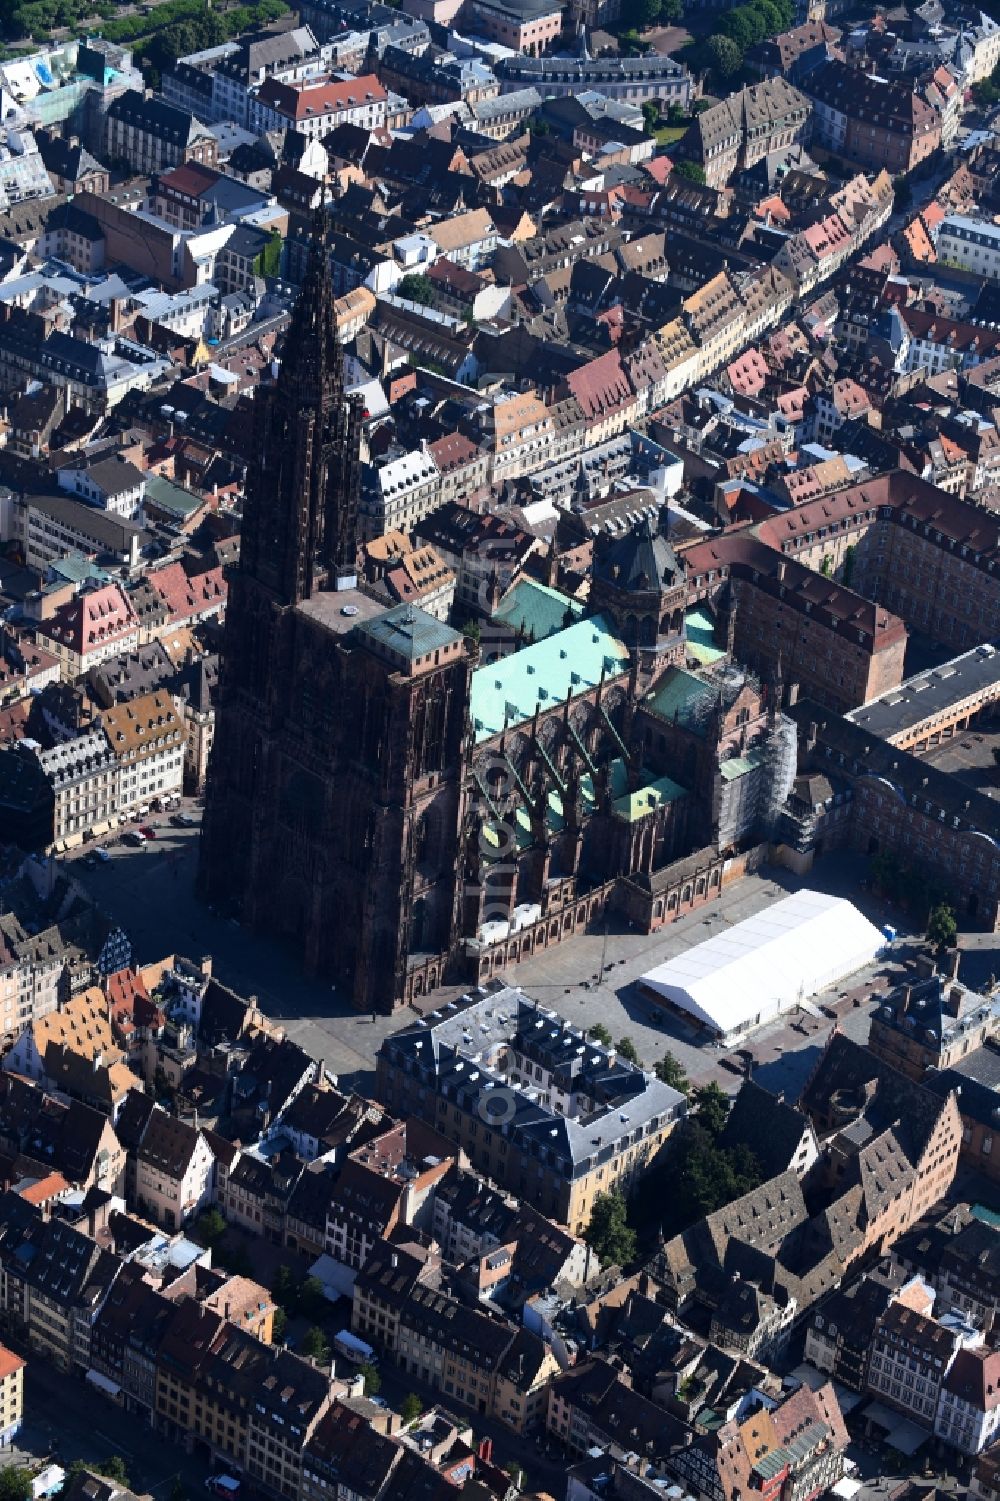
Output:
(135, 1107), (216, 1231)
(36, 730), (118, 848)
(938, 215), (1000, 281)
(376, 985), (686, 1232)
(34, 582), (141, 682)
(99, 689), (185, 811)
(463, 0), (562, 53)
(806, 59), (940, 173)
(868, 1286), (966, 1428)
(0, 1192), (120, 1375)
(867, 966), (1000, 1081)
(104, 92), (218, 176)
(0, 1346), (24, 1448)
(364, 448), (442, 539)
(249, 74), (387, 138)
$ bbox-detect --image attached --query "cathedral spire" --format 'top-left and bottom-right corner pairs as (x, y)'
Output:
(236, 204), (361, 606)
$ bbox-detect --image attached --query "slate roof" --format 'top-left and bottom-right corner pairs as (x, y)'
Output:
(592, 514), (682, 591)
(354, 603), (462, 663)
(720, 1081), (813, 1180)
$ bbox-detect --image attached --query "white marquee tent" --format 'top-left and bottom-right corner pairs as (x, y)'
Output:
(640, 889), (885, 1044)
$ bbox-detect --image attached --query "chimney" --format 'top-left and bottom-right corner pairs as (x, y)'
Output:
(949, 948), (961, 981)
(200, 955), (213, 978)
(946, 986), (963, 1018)
(787, 681), (799, 706)
(478, 1438), (493, 1465)
(900, 983), (912, 1015)
(806, 720), (818, 754)
(390, 1252), (398, 1268)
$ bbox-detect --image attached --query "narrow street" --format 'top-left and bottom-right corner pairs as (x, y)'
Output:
(7, 1355), (211, 1497)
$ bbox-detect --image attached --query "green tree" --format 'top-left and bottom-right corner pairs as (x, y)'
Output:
(674, 160), (707, 183)
(97, 1460), (130, 1487)
(661, 0), (683, 19)
(704, 32), (742, 78)
(297, 1276), (327, 1321)
(0, 1470), (33, 1501)
(654, 1051), (690, 1094)
(584, 1188), (637, 1266)
(677, 1124), (762, 1221)
(621, 0), (661, 27)
(397, 273), (437, 306)
(691, 1080), (730, 1137)
(642, 100), (660, 133)
(301, 1327), (331, 1363)
(616, 1036), (641, 1065)
(272, 1306), (289, 1344)
(216, 1240), (251, 1277)
(750, 0), (784, 30)
(400, 1393), (423, 1425)
(273, 1263), (298, 1310)
(719, 6), (764, 49)
(254, 230), (283, 279)
(196, 1208), (226, 1247)
(927, 903), (958, 953)
(589, 1022), (613, 1045)
(361, 1362), (381, 1396)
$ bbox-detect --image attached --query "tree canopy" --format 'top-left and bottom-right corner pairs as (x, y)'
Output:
(0, 1470), (33, 1501)
(691, 1080), (730, 1137)
(674, 160), (707, 183)
(584, 1188), (637, 1267)
(927, 903), (958, 953)
(654, 1051), (690, 1095)
(616, 1036), (641, 1065)
(397, 273), (437, 307)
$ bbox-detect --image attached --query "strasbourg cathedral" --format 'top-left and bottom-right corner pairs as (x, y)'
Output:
(198, 230), (796, 1014)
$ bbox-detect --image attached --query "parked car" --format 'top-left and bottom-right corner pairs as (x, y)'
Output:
(94, 847), (112, 863)
(123, 831), (147, 847)
(139, 825), (157, 839)
(205, 1479), (241, 1499)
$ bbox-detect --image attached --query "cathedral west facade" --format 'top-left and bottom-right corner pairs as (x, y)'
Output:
(198, 228), (795, 1014)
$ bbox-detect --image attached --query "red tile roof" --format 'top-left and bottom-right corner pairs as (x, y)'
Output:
(147, 562), (227, 624)
(41, 582), (138, 657)
(256, 73), (386, 122)
(564, 350), (633, 421)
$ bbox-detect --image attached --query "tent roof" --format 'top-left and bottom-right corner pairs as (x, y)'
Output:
(640, 889), (884, 1036)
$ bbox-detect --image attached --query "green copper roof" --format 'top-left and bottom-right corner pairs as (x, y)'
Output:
(719, 747), (766, 781)
(357, 603), (463, 661)
(644, 667), (717, 737)
(612, 770), (687, 822)
(471, 613), (629, 743)
(48, 551), (110, 586)
(685, 605), (726, 666)
(492, 578), (584, 643)
(143, 473), (203, 517)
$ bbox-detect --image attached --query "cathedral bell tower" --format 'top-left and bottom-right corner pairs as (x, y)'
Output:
(198, 208), (363, 915)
